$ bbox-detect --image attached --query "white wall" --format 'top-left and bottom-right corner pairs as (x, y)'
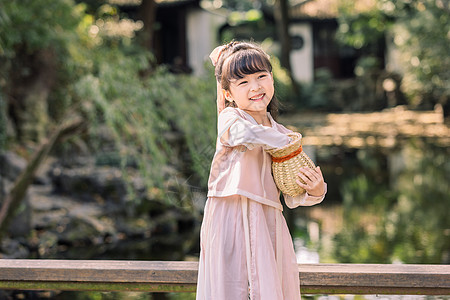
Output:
(187, 9), (226, 76)
(290, 23), (314, 83)
(384, 27), (404, 74)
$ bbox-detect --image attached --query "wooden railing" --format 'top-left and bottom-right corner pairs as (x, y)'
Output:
(0, 260), (449, 295)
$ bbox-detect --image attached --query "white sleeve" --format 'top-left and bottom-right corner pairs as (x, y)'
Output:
(283, 183), (327, 209)
(218, 110), (289, 150)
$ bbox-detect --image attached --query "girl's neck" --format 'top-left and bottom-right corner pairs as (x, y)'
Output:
(243, 109), (271, 126)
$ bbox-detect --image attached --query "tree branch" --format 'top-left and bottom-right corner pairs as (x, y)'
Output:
(0, 117), (86, 240)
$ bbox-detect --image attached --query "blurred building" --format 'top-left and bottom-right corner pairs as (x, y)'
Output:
(116, 0), (388, 84)
(212, 0), (385, 83)
(116, 0), (226, 76)
(289, 0), (381, 82)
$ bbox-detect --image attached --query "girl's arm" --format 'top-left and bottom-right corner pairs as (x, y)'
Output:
(283, 184), (327, 208)
(218, 109), (290, 149)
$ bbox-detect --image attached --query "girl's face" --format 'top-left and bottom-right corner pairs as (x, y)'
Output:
(225, 71), (274, 115)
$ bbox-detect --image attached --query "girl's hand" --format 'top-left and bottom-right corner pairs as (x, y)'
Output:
(296, 166), (325, 197)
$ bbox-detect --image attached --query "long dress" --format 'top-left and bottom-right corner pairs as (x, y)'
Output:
(196, 107), (326, 300)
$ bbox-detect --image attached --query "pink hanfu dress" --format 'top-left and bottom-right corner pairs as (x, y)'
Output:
(196, 107), (326, 300)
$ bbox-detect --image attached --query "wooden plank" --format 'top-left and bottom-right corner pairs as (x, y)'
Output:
(299, 263), (450, 295)
(0, 260), (449, 295)
(0, 281), (197, 293)
(0, 260), (198, 284)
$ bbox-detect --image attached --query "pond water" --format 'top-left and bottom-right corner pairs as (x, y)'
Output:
(294, 138), (449, 266)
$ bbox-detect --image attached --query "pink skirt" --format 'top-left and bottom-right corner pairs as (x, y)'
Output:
(196, 195), (301, 300)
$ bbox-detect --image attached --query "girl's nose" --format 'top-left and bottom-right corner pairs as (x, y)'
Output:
(250, 81), (261, 91)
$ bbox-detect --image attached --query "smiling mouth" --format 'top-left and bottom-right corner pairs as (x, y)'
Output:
(250, 94), (265, 101)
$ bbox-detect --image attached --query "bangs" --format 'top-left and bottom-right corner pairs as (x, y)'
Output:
(224, 49), (272, 81)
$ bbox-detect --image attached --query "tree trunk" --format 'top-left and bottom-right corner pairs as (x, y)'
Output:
(274, 0), (301, 97)
(140, 0), (157, 53)
(274, 0), (291, 71)
(0, 117), (86, 240)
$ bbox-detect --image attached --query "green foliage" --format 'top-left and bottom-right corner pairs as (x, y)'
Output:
(337, 0), (450, 108)
(150, 69), (217, 186)
(73, 50), (169, 189)
(73, 46), (216, 208)
(0, 0), (81, 77)
(0, 0), (80, 57)
(391, 2), (450, 107)
(337, 10), (390, 50)
(271, 54), (298, 108)
(299, 69), (334, 110)
(221, 17), (275, 44)
(69, 4), (217, 203)
(0, 0), (88, 127)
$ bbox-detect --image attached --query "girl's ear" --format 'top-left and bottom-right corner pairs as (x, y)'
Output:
(223, 89), (232, 102)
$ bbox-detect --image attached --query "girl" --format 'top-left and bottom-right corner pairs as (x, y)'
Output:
(196, 41), (326, 300)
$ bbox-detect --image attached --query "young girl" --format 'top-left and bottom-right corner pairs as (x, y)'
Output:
(196, 41), (326, 300)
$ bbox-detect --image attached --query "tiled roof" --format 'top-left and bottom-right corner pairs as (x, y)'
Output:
(291, 0), (376, 19)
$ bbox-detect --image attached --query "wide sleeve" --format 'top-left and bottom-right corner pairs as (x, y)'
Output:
(218, 108), (290, 150)
(283, 183), (327, 209)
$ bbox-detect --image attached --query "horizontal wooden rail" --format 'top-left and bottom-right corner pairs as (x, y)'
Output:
(0, 260), (449, 295)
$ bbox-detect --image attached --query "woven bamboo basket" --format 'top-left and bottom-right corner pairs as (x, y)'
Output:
(266, 132), (316, 197)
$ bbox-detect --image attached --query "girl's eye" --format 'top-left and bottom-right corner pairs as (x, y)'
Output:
(259, 74), (267, 79)
(238, 81), (248, 85)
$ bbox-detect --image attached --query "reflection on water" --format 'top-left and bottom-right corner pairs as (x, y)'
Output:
(295, 238), (320, 263)
(294, 138), (450, 265)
